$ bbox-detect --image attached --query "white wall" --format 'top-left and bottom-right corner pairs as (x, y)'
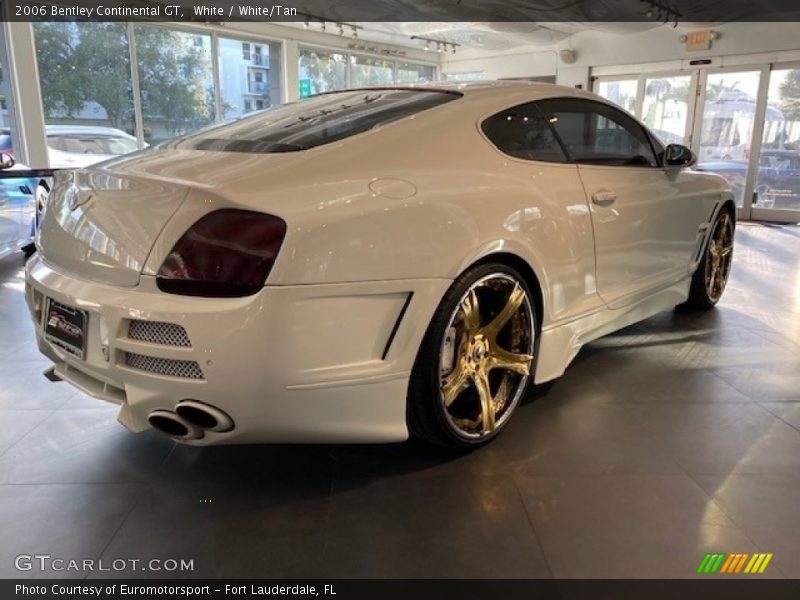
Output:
(441, 22), (800, 86)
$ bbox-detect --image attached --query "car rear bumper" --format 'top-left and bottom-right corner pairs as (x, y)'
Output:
(25, 255), (450, 445)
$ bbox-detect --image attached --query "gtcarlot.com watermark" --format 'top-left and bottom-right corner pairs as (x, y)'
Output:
(15, 554), (194, 573)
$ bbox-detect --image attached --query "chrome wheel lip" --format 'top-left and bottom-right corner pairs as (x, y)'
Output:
(705, 212), (734, 302)
(438, 272), (534, 440)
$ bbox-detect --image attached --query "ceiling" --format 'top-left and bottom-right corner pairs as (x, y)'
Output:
(283, 21), (710, 54)
(349, 22), (666, 52)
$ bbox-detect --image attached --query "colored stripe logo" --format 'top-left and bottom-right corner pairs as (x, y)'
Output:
(697, 552), (773, 574)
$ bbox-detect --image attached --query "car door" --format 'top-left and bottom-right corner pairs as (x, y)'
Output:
(538, 97), (712, 309)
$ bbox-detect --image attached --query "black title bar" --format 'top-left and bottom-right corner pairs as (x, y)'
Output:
(4, 579), (800, 600)
(2, 0), (800, 22)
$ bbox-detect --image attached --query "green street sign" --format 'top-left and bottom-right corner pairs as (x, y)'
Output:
(298, 78), (312, 98)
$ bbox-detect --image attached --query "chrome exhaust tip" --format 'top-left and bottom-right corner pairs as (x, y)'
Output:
(175, 400), (234, 433)
(147, 410), (203, 441)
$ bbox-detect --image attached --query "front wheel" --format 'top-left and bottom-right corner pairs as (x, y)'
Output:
(408, 263), (537, 449)
(686, 209), (734, 310)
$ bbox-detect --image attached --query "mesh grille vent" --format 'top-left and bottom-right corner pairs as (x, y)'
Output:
(128, 320), (191, 347)
(125, 352), (204, 380)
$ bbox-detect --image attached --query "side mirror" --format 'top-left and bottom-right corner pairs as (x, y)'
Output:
(664, 144), (696, 168)
(0, 152), (15, 170)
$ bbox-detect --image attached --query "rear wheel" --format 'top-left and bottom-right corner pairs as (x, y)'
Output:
(408, 263), (537, 449)
(686, 209), (734, 310)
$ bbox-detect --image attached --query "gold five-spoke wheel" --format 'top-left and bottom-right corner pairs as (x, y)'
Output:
(705, 212), (734, 303)
(439, 273), (534, 439)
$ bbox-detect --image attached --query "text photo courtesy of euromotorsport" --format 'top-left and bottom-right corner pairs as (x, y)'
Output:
(15, 583), (331, 597)
(14, 3), (300, 19)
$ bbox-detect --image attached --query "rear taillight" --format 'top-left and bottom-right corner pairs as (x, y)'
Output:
(156, 209), (286, 297)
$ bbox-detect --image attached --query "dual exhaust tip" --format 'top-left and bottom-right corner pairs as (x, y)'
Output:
(148, 400), (234, 441)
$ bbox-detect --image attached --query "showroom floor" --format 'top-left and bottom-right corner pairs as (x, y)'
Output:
(1, 223), (799, 580)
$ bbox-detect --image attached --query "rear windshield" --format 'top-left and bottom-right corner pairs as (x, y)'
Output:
(171, 89), (461, 153)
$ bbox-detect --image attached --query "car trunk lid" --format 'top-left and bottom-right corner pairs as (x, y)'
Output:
(38, 169), (189, 287)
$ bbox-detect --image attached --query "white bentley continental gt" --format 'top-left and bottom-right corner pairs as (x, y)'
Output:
(25, 82), (735, 449)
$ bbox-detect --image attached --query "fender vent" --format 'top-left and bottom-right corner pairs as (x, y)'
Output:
(128, 320), (191, 347)
(125, 352), (204, 380)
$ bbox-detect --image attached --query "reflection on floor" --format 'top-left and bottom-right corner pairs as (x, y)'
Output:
(0, 223), (799, 580)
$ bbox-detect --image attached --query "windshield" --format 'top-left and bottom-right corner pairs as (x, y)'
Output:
(47, 134), (139, 155)
(171, 88), (461, 153)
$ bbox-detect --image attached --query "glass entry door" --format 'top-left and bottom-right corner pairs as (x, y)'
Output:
(692, 69), (764, 214)
(596, 65), (800, 223)
(641, 74), (693, 146)
(750, 67), (800, 222)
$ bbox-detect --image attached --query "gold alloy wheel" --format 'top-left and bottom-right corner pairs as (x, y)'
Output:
(439, 273), (534, 438)
(705, 212), (734, 302)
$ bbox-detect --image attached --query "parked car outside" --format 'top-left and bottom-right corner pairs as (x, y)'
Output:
(46, 125), (141, 169)
(697, 149), (800, 211)
(0, 154), (37, 260)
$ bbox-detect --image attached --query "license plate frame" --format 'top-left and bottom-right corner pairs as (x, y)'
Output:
(44, 298), (88, 360)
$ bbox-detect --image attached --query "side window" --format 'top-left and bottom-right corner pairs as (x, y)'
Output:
(481, 103), (568, 162)
(538, 98), (659, 167)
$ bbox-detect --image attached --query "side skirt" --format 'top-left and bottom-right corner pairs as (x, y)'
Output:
(533, 277), (691, 384)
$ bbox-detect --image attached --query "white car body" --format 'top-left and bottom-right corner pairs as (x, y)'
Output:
(46, 125), (140, 169)
(25, 82), (734, 445)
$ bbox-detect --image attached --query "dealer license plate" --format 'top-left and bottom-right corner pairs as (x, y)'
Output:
(44, 299), (87, 359)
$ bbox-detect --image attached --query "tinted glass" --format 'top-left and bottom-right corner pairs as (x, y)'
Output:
(481, 103), (567, 162)
(174, 89), (460, 153)
(538, 98), (658, 167)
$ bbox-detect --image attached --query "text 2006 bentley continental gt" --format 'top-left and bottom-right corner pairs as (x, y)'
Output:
(26, 82), (735, 449)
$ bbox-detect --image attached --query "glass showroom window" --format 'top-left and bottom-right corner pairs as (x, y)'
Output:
(298, 48), (347, 96)
(218, 37), (282, 119)
(754, 67), (800, 213)
(33, 22), (138, 169)
(134, 25), (215, 145)
(641, 75), (692, 145)
(397, 62), (436, 83)
(351, 55), (394, 87)
(445, 71), (486, 81)
(595, 79), (638, 115)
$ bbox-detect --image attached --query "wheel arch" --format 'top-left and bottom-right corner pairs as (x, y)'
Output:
(461, 251), (545, 335)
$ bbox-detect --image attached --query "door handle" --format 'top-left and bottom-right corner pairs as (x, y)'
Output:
(591, 190), (617, 207)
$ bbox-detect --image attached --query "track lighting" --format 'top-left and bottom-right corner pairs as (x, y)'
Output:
(410, 35), (460, 55)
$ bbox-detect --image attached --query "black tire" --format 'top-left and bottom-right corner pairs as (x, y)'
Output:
(685, 208), (735, 310)
(407, 262), (538, 449)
